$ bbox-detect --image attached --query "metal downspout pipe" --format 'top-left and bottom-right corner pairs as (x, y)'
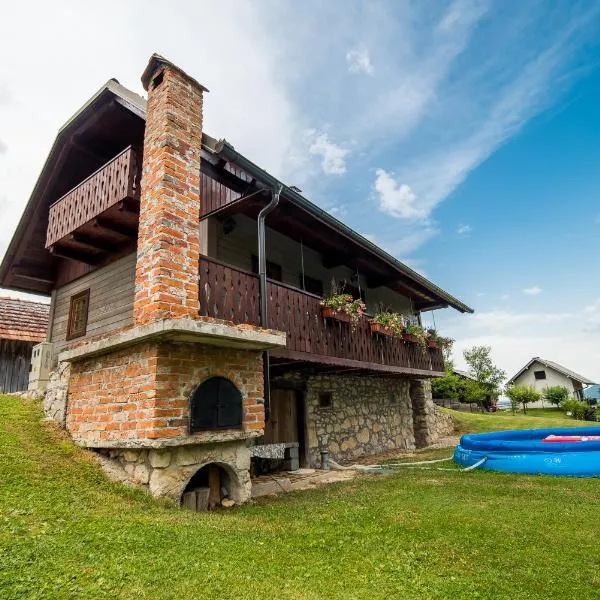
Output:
(258, 185), (282, 421)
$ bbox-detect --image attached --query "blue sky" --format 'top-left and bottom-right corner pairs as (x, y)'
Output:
(2, 0), (600, 379)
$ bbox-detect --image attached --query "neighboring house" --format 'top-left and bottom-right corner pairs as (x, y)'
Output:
(0, 55), (472, 508)
(0, 298), (49, 393)
(507, 357), (594, 401)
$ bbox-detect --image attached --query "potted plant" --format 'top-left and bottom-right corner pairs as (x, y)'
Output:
(426, 329), (454, 350)
(402, 323), (429, 347)
(320, 293), (366, 328)
(369, 312), (405, 337)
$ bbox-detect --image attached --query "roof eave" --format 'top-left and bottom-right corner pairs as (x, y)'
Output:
(213, 139), (473, 314)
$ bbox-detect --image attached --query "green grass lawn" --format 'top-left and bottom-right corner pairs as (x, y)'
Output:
(447, 406), (600, 434)
(2, 395), (600, 599)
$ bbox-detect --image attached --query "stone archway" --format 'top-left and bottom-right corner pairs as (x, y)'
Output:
(181, 461), (241, 510)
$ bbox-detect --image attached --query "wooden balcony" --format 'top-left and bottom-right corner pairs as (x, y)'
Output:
(46, 147), (140, 264)
(199, 256), (445, 377)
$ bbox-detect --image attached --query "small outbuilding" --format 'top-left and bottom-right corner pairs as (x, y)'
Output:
(507, 357), (594, 401)
(0, 297), (49, 393)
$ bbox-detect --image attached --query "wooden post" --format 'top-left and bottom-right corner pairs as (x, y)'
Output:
(207, 465), (221, 509)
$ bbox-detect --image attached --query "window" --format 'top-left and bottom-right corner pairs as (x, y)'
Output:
(190, 377), (243, 432)
(534, 370), (547, 380)
(302, 274), (324, 297)
(66, 289), (90, 340)
(251, 255), (282, 282)
(318, 392), (332, 408)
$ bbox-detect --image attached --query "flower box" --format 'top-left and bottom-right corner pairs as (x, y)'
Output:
(369, 322), (395, 337)
(402, 333), (420, 344)
(321, 306), (352, 323)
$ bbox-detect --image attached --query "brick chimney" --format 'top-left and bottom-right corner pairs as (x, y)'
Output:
(134, 54), (208, 325)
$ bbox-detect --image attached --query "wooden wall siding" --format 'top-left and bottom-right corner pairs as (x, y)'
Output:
(199, 255), (443, 375)
(50, 253), (136, 360)
(46, 146), (139, 248)
(200, 165), (254, 217)
(0, 338), (32, 393)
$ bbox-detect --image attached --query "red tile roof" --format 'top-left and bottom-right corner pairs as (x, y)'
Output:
(0, 297), (50, 343)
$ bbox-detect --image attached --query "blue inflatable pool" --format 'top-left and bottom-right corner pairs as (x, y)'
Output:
(454, 428), (600, 477)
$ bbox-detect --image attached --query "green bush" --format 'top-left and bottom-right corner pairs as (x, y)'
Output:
(560, 398), (589, 421)
(544, 386), (570, 407)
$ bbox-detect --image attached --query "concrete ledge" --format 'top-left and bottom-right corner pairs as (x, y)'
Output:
(75, 428), (262, 449)
(58, 318), (286, 363)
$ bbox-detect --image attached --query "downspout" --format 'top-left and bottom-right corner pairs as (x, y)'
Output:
(258, 185), (282, 421)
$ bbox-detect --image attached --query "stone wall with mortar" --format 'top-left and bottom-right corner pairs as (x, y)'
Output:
(43, 361), (71, 423)
(304, 374), (415, 466)
(430, 406), (456, 440)
(66, 341), (264, 445)
(96, 440), (251, 503)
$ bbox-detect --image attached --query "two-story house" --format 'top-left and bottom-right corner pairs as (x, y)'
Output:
(0, 55), (472, 508)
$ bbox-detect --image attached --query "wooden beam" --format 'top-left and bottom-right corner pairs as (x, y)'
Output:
(69, 233), (114, 253)
(366, 275), (398, 289)
(49, 245), (104, 266)
(117, 199), (140, 215)
(11, 270), (53, 285)
(322, 253), (347, 269)
(270, 348), (444, 377)
(93, 218), (138, 239)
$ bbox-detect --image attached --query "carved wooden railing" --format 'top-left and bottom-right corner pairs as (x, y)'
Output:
(199, 255), (444, 374)
(46, 146), (139, 248)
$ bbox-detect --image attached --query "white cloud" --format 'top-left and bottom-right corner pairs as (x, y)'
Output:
(307, 131), (349, 175)
(500, 294), (510, 301)
(0, 138), (6, 154)
(457, 223), (471, 235)
(346, 48), (374, 75)
(0, 83), (11, 106)
(523, 286), (543, 296)
(373, 169), (425, 219)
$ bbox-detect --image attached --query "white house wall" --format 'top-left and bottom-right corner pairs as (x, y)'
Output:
(511, 360), (583, 403)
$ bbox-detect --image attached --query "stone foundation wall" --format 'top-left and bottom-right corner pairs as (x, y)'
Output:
(430, 406), (455, 441)
(66, 341), (264, 445)
(96, 440), (251, 503)
(43, 361), (71, 423)
(304, 374), (415, 466)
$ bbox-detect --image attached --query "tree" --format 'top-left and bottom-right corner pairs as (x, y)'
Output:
(463, 346), (506, 410)
(431, 372), (461, 400)
(544, 386), (569, 407)
(505, 385), (542, 414)
(459, 378), (488, 407)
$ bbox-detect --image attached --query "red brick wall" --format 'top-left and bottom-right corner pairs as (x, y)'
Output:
(133, 60), (204, 324)
(66, 342), (264, 444)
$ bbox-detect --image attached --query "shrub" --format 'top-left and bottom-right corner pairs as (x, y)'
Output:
(560, 398), (589, 421)
(544, 386), (570, 407)
(505, 385), (542, 414)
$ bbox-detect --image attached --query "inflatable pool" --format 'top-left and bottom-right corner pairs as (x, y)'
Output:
(454, 428), (600, 477)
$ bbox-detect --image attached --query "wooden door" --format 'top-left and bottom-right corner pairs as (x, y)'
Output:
(264, 389), (298, 444)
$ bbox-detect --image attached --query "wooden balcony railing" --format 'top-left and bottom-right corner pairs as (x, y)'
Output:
(199, 255), (445, 376)
(46, 146), (139, 248)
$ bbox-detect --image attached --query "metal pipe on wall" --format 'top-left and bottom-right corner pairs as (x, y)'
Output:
(257, 185), (282, 421)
